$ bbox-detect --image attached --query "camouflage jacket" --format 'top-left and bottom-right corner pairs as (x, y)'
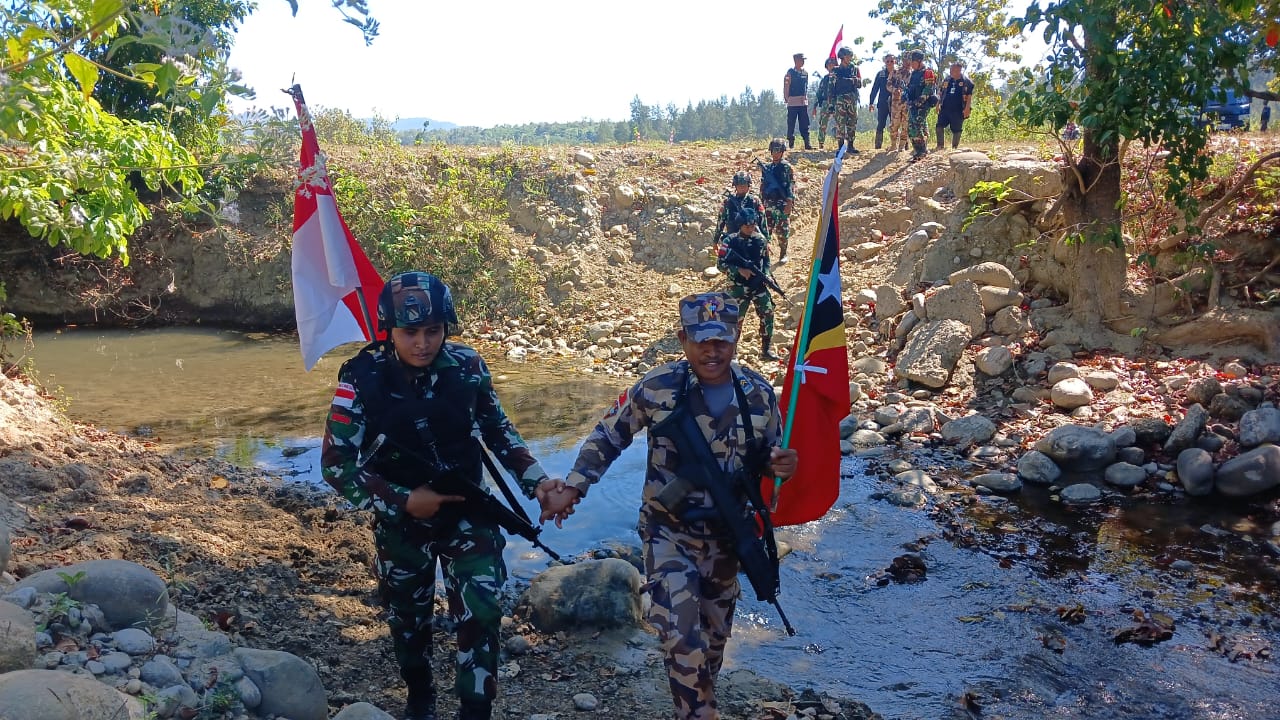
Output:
(566, 360), (782, 524)
(718, 192), (768, 239)
(718, 229), (771, 281)
(321, 341), (549, 524)
(814, 72), (838, 110)
(888, 66), (911, 100)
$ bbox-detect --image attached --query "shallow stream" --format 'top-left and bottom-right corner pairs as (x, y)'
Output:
(27, 328), (1279, 719)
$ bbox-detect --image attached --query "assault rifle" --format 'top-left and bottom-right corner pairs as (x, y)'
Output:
(721, 246), (785, 298)
(364, 433), (565, 562)
(648, 403), (795, 636)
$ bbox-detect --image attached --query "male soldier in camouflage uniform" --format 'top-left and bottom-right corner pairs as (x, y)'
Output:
(536, 292), (798, 720)
(810, 56), (839, 150)
(717, 208), (779, 361)
(322, 271), (559, 720)
(904, 50), (937, 162)
(713, 172), (768, 254)
(831, 46), (862, 154)
(888, 54), (912, 152)
(759, 138), (795, 263)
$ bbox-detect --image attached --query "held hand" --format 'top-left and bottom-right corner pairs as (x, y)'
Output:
(768, 446), (799, 480)
(868, 104), (875, 111)
(535, 478), (582, 528)
(405, 486), (466, 520)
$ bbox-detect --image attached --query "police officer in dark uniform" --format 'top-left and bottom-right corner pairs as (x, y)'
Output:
(322, 271), (559, 720)
(935, 62), (975, 150)
(783, 52), (813, 150)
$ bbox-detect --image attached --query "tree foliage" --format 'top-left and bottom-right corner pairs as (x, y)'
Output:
(870, 0), (1022, 73)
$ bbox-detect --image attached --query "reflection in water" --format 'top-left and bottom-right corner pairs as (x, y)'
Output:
(26, 328), (1280, 719)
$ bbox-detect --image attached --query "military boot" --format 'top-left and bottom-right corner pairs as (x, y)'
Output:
(935, 135), (945, 151)
(760, 338), (780, 361)
(457, 700), (492, 720)
(802, 131), (813, 150)
(403, 667), (437, 720)
(874, 129), (884, 149)
(952, 131), (962, 149)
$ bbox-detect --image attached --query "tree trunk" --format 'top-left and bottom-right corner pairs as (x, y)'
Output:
(1059, 143), (1127, 331)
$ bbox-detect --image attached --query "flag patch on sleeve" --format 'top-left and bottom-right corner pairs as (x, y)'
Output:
(332, 382), (356, 409)
(330, 411), (352, 425)
(604, 388), (628, 418)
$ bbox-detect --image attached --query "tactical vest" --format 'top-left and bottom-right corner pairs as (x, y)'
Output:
(760, 163), (786, 201)
(344, 343), (483, 504)
(833, 65), (859, 97)
(786, 68), (808, 98)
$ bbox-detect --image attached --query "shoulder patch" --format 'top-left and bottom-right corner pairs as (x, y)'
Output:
(604, 388), (628, 418)
(329, 410), (352, 425)
(332, 382), (355, 409)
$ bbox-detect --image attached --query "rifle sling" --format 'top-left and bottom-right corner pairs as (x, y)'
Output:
(477, 441), (536, 528)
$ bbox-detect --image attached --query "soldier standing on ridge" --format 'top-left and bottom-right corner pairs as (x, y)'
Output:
(322, 271), (561, 720)
(760, 138), (795, 264)
(868, 53), (896, 150)
(811, 56), (839, 150)
(783, 53), (813, 150)
(935, 62), (975, 150)
(831, 46), (862, 154)
(904, 50), (937, 162)
(534, 290), (799, 720)
(888, 53), (912, 151)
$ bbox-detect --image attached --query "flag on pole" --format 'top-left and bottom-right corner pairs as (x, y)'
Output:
(828, 25), (844, 58)
(764, 146), (849, 527)
(288, 85), (384, 371)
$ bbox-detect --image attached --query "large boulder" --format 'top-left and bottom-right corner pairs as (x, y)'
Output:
(895, 320), (971, 388)
(922, 281), (986, 338)
(1238, 407), (1280, 448)
(940, 415), (997, 446)
(948, 261), (1017, 289)
(1214, 445), (1280, 498)
(1033, 425), (1117, 472)
(1164, 404), (1209, 455)
(1017, 451), (1061, 484)
(1176, 448), (1215, 497)
(0, 601), (35, 672)
(0, 669), (146, 719)
(334, 703), (397, 720)
(518, 558), (643, 632)
(233, 648), (328, 720)
(12, 559), (168, 631)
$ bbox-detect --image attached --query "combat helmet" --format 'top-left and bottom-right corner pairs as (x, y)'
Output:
(837, 46), (854, 59)
(735, 207), (760, 228)
(732, 171), (751, 186)
(376, 271), (461, 336)
(768, 138), (787, 153)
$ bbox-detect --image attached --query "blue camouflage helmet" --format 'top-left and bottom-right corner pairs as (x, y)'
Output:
(735, 207), (760, 228)
(732, 171), (751, 186)
(376, 271), (461, 335)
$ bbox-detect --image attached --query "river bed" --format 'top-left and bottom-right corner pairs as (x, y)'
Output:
(26, 328), (1280, 719)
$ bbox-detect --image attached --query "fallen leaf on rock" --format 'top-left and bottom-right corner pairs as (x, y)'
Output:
(1113, 609), (1175, 646)
(1056, 602), (1087, 624)
(1040, 631), (1068, 653)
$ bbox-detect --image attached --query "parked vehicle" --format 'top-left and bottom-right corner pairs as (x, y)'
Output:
(1200, 88), (1251, 130)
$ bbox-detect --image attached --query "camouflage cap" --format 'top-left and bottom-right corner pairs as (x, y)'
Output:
(679, 292), (740, 343)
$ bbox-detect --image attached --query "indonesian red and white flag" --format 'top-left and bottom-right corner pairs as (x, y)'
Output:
(763, 145), (849, 526)
(288, 86), (384, 371)
(828, 25), (844, 59)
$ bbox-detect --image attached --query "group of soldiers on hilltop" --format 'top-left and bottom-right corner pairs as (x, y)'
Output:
(784, 47), (975, 162)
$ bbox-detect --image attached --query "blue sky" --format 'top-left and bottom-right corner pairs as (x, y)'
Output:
(227, 0), (1037, 128)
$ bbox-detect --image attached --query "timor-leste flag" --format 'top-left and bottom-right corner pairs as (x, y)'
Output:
(763, 147), (849, 526)
(288, 84), (384, 371)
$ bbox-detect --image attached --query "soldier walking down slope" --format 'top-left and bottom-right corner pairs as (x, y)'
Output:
(534, 291), (798, 720)
(759, 138), (796, 264)
(812, 56), (839, 150)
(904, 50), (937, 162)
(783, 53), (813, 150)
(717, 208), (779, 361)
(868, 53), (897, 150)
(322, 271), (561, 720)
(888, 53), (912, 151)
(935, 62), (975, 150)
(713, 172), (768, 253)
(831, 46), (863, 154)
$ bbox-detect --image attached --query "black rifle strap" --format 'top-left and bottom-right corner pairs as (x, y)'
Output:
(730, 378), (781, 566)
(477, 441), (537, 527)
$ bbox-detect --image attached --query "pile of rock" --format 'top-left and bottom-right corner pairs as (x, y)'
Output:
(0, 558), (341, 720)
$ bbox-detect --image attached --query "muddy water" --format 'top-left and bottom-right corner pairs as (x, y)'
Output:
(27, 328), (1280, 720)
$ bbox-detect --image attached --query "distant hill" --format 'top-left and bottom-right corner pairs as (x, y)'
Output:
(387, 117), (457, 132)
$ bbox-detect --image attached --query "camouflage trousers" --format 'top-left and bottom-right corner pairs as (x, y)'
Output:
(890, 101), (910, 150)
(727, 283), (774, 342)
(641, 515), (741, 720)
(815, 107), (836, 148)
(374, 516), (507, 707)
(833, 94), (859, 147)
(908, 106), (930, 142)
(763, 200), (790, 258)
